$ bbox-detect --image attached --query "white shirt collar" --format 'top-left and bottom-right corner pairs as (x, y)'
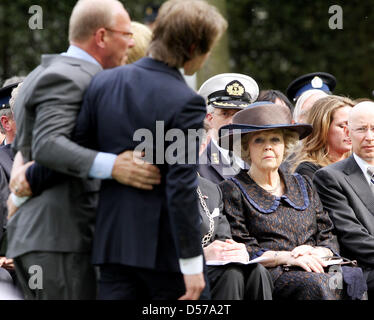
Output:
(61, 45), (101, 67)
(211, 138), (246, 169)
(212, 138), (229, 158)
(353, 153), (372, 186)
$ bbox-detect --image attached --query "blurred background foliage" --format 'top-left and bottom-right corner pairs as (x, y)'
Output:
(0, 0), (373, 99)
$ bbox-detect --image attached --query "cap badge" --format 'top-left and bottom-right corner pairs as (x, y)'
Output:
(145, 7), (153, 15)
(311, 76), (323, 89)
(225, 81), (245, 97)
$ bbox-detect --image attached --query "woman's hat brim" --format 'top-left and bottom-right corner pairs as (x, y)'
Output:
(218, 123), (312, 151)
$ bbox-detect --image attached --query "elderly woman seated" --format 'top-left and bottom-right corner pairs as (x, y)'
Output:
(217, 103), (345, 300)
(198, 175), (273, 300)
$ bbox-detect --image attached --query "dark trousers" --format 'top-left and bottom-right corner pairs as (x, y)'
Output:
(98, 264), (210, 300)
(363, 268), (374, 298)
(207, 263), (273, 300)
(14, 251), (96, 300)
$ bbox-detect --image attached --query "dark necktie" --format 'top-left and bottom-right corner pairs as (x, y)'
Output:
(228, 150), (235, 167)
(366, 167), (374, 190)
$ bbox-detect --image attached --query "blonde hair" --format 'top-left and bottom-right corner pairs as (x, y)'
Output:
(234, 129), (299, 165)
(69, 0), (123, 42)
(291, 95), (355, 171)
(126, 22), (152, 64)
(147, 0), (227, 68)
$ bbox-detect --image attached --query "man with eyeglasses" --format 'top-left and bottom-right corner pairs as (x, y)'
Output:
(6, 0), (161, 299)
(314, 101), (374, 298)
(73, 0), (228, 300)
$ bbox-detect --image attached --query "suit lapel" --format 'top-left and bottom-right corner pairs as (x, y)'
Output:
(344, 156), (374, 217)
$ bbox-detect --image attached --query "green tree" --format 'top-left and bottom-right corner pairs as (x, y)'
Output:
(1, 0), (373, 100)
(196, 0), (230, 88)
(226, 0), (374, 99)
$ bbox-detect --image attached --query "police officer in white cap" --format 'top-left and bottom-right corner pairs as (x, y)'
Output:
(199, 73), (259, 184)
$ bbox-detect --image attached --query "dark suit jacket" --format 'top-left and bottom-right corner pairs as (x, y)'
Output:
(198, 176), (231, 245)
(199, 141), (241, 184)
(0, 144), (13, 250)
(314, 155), (374, 268)
(74, 57), (205, 272)
(7, 55), (102, 258)
(295, 161), (322, 181)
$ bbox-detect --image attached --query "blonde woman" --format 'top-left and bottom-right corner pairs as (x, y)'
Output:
(292, 95), (355, 179)
(122, 21), (152, 65)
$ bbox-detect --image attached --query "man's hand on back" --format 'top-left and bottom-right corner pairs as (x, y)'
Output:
(112, 150), (161, 190)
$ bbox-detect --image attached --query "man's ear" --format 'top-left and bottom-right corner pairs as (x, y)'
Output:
(189, 43), (197, 57)
(94, 27), (107, 48)
(205, 112), (213, 123)
(0, 115), (10, 131)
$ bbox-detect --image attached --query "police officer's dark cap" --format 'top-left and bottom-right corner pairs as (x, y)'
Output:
(286, 72), (336, 102)
(0, 83), (19, 110)
(144, 3), (160, 24)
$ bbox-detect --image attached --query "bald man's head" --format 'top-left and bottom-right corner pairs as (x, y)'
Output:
(69, 0), (126, 43)
(68, 0), (134, 69)
(347, 101), (374, 164)
(348, 101), (374, 126)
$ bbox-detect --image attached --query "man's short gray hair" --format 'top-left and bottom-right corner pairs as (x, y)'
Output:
(2, 76), (25, 88)
(206, 105), (215, 114)
(0, 79), (23, 133)
(68, 0), (123, 43)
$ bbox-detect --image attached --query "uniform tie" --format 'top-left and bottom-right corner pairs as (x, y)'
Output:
(228, 150), (235, 167)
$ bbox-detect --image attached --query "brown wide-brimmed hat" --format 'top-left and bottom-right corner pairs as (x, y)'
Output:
(218, 102), (312, 150)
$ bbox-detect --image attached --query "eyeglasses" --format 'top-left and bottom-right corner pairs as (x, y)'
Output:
(105, 27), (133, 39)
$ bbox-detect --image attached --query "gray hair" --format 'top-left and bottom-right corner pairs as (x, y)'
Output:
(68, 0), (123, 43)
(2, 76), (25, 88)
(293, 90), (328, 122)
(206, 104), (215, 114)
(0, 80), (23, 133)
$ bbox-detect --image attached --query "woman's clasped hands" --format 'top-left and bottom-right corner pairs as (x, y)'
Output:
(203, 239), (249, 264)
(289, 245), (332, 273)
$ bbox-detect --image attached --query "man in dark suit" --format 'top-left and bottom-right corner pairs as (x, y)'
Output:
(73, 0), (227, 300)
(198, 176), (273, 300)
(7, 0), (161, 299)
(314, 101), (374, 296)
(198, 73), (259, 184)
